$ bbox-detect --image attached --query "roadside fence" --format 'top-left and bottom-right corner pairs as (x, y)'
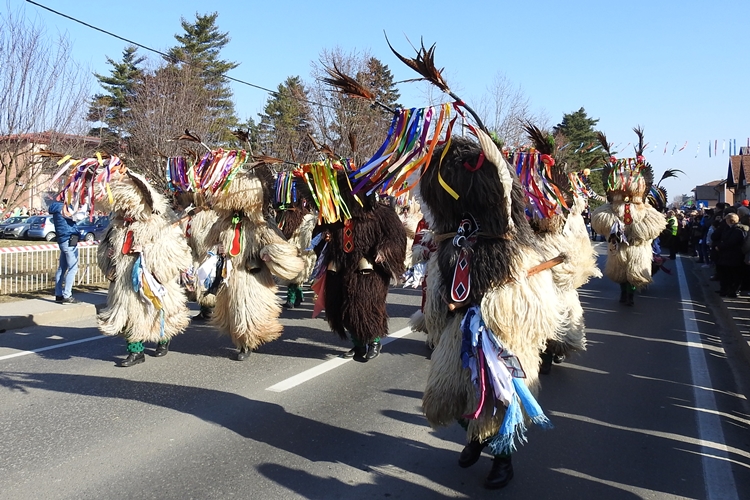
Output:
(0, 242), (105, 295)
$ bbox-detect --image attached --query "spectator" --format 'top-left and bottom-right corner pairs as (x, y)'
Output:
(46, 195), (84, 304)
(665, 210), (678, 259)
(715, 213), (747, 298)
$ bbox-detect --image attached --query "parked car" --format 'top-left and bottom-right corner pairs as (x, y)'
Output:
(26, 215), (56, 241)
(0, 216), (29, 237)
(3, 216), (37, 239)
(76, 215), (110, 242)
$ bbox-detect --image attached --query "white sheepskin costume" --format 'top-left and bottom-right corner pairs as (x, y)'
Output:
(591, 175), (665, 289)
(206, 171), (304, 353)
(533, 196), (601, 355)
(97, 171), (192, 343)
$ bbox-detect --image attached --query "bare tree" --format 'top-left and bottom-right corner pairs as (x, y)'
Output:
(0, 7), (92, 210)
(476, 72), (548, 148)
(125, 62), (222, 186)
(309, 48), (401, 165)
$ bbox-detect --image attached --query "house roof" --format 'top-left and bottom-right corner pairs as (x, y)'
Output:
(727, 155), (750, 187)
(0, 131), (100, 146)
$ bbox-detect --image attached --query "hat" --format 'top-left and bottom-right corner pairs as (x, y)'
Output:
(742, 200), (749, 207)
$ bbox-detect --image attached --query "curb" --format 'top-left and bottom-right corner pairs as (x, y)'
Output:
(0, 298), (107, 333)
(692, 260), (750, 367)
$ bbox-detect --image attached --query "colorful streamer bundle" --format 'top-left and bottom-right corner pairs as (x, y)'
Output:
(273, 171), (298, 207)
(49, 153), (121, 220)
(568, 171), (598, 199)
(300, 159), (353, 224)
(196, 149), (249, 196)
(166, 156), (195, 193)
(606, 158), (646, 193)
(351, 102), (464, 198)
(513, 151), (569, 220)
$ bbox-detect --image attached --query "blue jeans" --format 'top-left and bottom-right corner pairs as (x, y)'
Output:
(55, 240), (79, 299)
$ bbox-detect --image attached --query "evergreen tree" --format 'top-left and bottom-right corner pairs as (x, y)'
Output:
(87, 46), (144, 152)
(312, 54), (400, 162)
(257, 76), (316, 161)
(553, 107), (605, 198)
(167, 12), (239, 141)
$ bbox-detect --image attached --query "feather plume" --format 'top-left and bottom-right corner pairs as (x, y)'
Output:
(633, 126), (646, 157)
(232, 129), (250, 144)
(385, 35), (450, 93)
(252, 155), (286, 166)
(322, 63), (375, 101)
(596, 132), (612, 156)
(172, 129), (202, 143)
(31, 150), (68, 159)
(523, 122), (554, 156)
(656, 168), (684, 186)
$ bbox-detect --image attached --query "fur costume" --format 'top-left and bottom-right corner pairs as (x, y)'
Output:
(590, 132), (666, 297)
(97, 171), (193, 344)
(205, 171), (304, 355)
(313, 172), (407, 347)
(418, 135), (567, 448)
(275, 176), (317, 308)
(533, 197), (601, 361)
(400, 201), (424, 268)
(185, 207), (219, 311)
(520, 125), (601, 361)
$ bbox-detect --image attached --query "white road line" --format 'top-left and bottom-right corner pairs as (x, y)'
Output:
(676, 256), (739, 500)
(0, 335), (109, 361)
(266, 326), (413, 392)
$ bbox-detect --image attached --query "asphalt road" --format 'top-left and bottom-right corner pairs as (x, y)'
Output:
(1, 245), (749, 499)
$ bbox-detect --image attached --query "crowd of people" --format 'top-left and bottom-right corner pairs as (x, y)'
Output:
(663, 201), (750, 298)
(0, 204), (49, 219)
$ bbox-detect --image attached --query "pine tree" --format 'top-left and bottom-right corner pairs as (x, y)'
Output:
(553, 107), (605, 198)
(167, 12), (238, 142)
(257, 76), (316, 161)
(87, 46), (144, 152)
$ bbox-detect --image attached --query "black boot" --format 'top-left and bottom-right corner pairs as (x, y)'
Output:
(119, 352), (145, 367)
(154, 340), (170, 357)
(540, 351), (553, 375)
(283, 300), (295, 309)
(341, 345), (367, 359)
(365, 341), (382, 360)
(619, 283), (627, 303)
(626, 291), (634, 306)
(237, 347), (251, 361)
(294, 287), (303, 307)
(458, 440), (487, 468)
(484, 456), (514, 490)
(553, 353), (565, 364)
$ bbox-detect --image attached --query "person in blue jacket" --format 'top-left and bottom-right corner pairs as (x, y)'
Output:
(47, 197), (83, 304)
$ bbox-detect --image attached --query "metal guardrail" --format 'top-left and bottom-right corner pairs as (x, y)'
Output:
(0, 242), (106, 295)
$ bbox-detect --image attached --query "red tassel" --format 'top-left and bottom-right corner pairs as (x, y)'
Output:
(230, 223), (242, 257)
(122, 231), (134, 254)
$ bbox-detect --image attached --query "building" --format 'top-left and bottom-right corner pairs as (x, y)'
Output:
(0, 132), (100, 212)
(693, 179), (733, 208)
(726, 148), (750, 203)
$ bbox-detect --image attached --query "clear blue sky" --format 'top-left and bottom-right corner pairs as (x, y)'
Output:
(12, 0), (750, 199)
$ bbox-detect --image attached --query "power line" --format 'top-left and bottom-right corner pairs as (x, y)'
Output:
(25, 0), (339, 112)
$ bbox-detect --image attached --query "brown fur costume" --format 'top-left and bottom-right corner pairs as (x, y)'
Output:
(97, 172), (192, 343)
(418, 136), (566, 443)
(314, 173), (407, 345)
(205, 171), (304, 353)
